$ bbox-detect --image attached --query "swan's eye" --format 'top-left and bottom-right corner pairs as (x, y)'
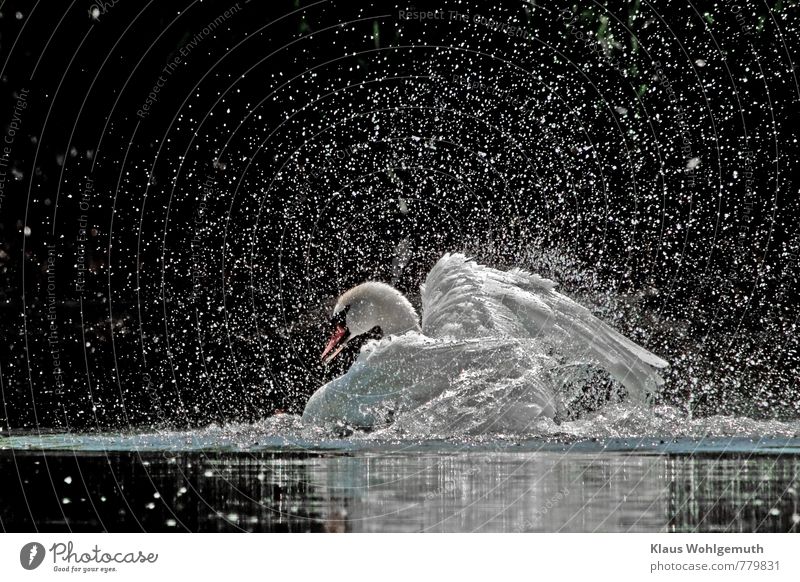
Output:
(330, 304), (350, 327)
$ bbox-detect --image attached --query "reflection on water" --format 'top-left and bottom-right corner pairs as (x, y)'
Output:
(1, 449), (798, 532)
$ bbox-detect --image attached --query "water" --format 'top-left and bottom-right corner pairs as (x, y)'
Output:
(2, 409), (799, 532)
(2, 0), (797, 538)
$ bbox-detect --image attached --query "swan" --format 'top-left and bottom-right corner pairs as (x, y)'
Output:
(302, 253), (668, 433)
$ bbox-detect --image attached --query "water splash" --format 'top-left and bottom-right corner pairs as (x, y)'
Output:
(4, 404), (799, 456)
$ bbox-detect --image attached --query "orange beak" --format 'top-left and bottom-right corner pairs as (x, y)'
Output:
(321, 324), (350, 364)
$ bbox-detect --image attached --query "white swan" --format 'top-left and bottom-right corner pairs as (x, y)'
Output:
(302, 253), (667, 433)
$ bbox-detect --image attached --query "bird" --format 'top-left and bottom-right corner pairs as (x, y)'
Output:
(302, 253), (668, 434)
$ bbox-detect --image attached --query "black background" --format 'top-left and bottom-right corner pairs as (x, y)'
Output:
(1, 0), (799, 432)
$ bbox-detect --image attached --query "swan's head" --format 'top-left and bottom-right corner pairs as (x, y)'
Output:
(321, 281), (420, 364)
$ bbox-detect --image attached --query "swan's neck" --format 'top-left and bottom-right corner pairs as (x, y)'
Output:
(378, 292), (421, 336)
(340, 281), (421, 338)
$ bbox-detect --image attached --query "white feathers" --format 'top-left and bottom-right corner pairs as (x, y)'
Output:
(303, 253), (668, 429)
(302, 334), (557, 432)
(335, 281), (420, 337)
(421, 253), (667, 400)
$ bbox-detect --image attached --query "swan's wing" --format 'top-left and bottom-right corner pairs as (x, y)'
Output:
(421, 252), (558, 338)
(420, 253), (668, 400)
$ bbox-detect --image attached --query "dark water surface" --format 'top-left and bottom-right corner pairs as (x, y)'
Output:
(2, 435), (799, 532)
